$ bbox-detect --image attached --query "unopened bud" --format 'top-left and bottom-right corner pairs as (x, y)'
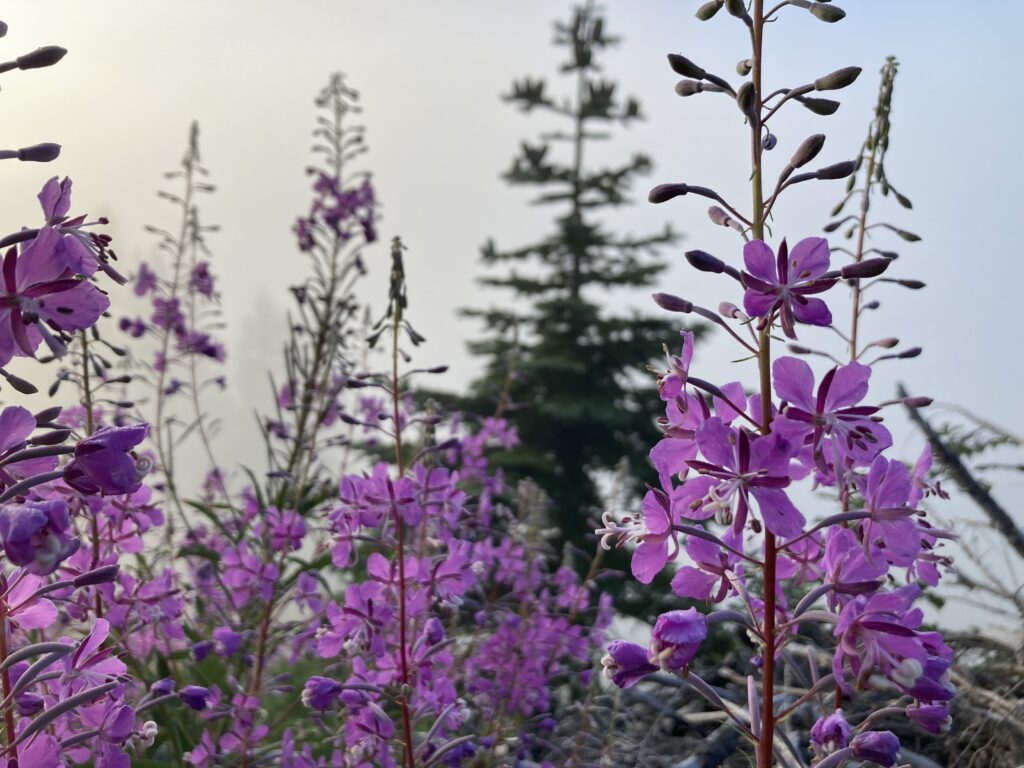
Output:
(695, 0), (724, 20)
(903, 396), (933, 408)
(719, 302), (745, 319)
(790, 134), (826, 168)
(653, 293), (693, 313)
(16, 46), (67, 70)
(762, 133), (777, 151)
(649, 183), (689, 204)
(0, 22), (8, 38)
(897, 279), (925, 289)
(0, 371), (37, 395)
(788, 344), (813, 355)
(668, 54), (705, 79)
(873, 337), (899, 349)
(724, 0), (747, 18)
(898, 347), (922, 359)
(675, 79), (704, 97)
(841, 257), (891, 278)
(799, 97), (840, 115)
(736, 82), (757, 120)
(686, 250), (725, 274)
(73, 564), (120, 587)
(814, 66), (861, 91)
(862, 300), (880, 311)
(895, 229), (921, 242)
(708, 206), (731, 226)
(736, 59), (752, 76)
(17, 143), (60, 162)
(810, 3), (847, 22)
(815, 161), (856, 180)
(34, 406), (62, 424)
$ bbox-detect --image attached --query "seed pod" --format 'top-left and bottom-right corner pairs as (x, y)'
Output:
(668, 54), (706, 79)
(790, 134), (826, 168)
(696, 0), (724, 19)
(814, 66), (862, 91)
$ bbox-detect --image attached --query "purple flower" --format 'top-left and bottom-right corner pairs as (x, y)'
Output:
(213, 626), (243, 657)
(64, 423), (150, 496)
(907, 703), (951, 734)
(649, 608), (707, 671)
(851, 731), (900, 767)
(189, 261), (215, 297)
(301, 676), (343, 711)
(134, 261), (158, 296)
(741, 237), (836, 338)
(601, 640), (657, 689)
(810, 711), (851, 754)
(0, 227), (110, 365)
(0, 500), (79, 575)
(179, 685), (211, 711)
(686, 417), (805, 538)
(773, 356), (892, 474)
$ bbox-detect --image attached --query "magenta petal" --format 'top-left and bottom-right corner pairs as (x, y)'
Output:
(671, 566), (717, 600)
(631, 538), (669, 584)
(0, 406), (36, 454)
(788, 237), (831, 279)
(743, 287), (777, 318)
(36, 280), (110, 331)
(696, 418), (734, 469)
(773, 357), (816, 411)
(826, 361), (871, 409)
(650, 438), (695, 486)
(791, 295), (832, 326)
(15, 228), (68, 287)
(751, 487), (805, 538)
(743, 240), (777, 282)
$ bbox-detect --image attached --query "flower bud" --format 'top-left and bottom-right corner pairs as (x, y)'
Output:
(653, 293), (693, 313)
(895, 228), (921, 242)
(73, 564), (120, 587)
(810, 3), (847, 22)
(686, 249), (725, 273)
(675, 79), (704, 97)
(16, 46), (67, 70)
(897, 279), (925, 289)
(902, 396), (933, 408)
(851, 731), (900, 767)
(648, 183), (689, 203)
(736, 81), (757, 120)
(667, 54), (705, 79)
(815, 160), (856, 180)
(898, 346), (922, 359)
(16, 143), (60, 162)
(695, 0), (724, 20)
(872, 337), (899, 349)
(178, 685), (212, 711)
(601, 641), (657, 689)
(719, 302), (745, 319)
(840, 257), (890, 278)
(800, 97), (840, 115)
(650, 608), (708, 670)
(814, 66), (861, 91)
(790, 134), (826, 168)
(736, 59), (752, 76)
(724, 0), (747, 18)
(762, 132), (777, 150)
(708, 206), (731, 226)
(0, 22), (8, 38)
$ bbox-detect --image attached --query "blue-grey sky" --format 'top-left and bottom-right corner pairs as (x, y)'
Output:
(4, 1), (1022, 629)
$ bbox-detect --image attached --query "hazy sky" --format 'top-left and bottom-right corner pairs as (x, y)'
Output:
(3, 1), (1022, 629)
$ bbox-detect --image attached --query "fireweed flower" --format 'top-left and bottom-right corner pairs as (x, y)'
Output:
(601, 640), (658, 689)
(741, 237), (836, 338)
(179, 685), (212, 711)
(851, 731), (901, 767)
(64, 423), (150, 495)
(0, 226), (110, 365)
(649, 608), (708, 671)
(772, 356), (892, 474)
(810, 710), (852, 754)
(302, 676), (343, 711)
(685, 417), (805, 538)
(0, 499), (78, 574)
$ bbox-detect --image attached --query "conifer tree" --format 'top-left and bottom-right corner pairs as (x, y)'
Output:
(460, 2), (692, 553)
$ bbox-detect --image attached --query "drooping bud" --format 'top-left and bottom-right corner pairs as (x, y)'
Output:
(799, 97), (841, 115)
(675, 79), (722, 97)
(841, 257), (891, 278)
(850, 732), (900, 767)
(736, 81), (757, 121)
(872, 337), (899, 349)
(898, 347), (922, 359)
(790, 134), (826, 168)
(0, 370), (38, 395)
(15, 46), (67, 70)
(653, 293), (693, 313)
(719, 302), (746, 319)
(762, 133), (777, 150)
(814, 66), (861, 91)
(810, 3), (847, 22)
(895, 228), (921, 242)
(686, 250), (725, 274)
(896, 279), (926, 289)
(667, 54), (705, 79)
(648, 183), (689, 203)
(695, 0), (724, 20)
(736, 59), (752, 76)
(16, 143), (60, 162)
(73, 564), (120, 587)
(903, 396), (933, 408)
(815, 161), (856, 180)
(724, 0), (748, 18)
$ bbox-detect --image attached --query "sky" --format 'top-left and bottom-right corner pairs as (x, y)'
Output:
(2, 1), (1022, 630)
